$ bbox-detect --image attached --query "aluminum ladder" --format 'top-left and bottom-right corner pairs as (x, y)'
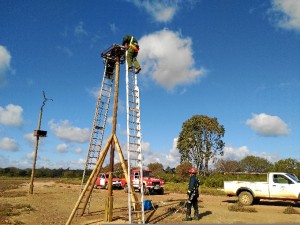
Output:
(79, 45), (125, 212)
(126, 56), (145, 224)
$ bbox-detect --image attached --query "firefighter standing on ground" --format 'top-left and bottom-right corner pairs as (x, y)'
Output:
(122, 35), (141, 74)
(183, 168), (200, 221)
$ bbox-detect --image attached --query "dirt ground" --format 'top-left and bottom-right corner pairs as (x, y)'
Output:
(1, 179), (300, 224)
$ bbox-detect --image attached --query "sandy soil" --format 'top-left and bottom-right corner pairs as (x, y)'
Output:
(2, 180), (300, 224)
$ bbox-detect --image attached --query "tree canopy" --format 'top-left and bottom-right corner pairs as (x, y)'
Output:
(239, 155), (272, 173)
(147, 162), (164, 176)
(214, 159), (241, 173)
(273, 158), (300, 174)
(177, 115), (225, 174)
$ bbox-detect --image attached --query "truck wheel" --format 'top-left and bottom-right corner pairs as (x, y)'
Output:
(238, 191), (253, 205)
(105, 183), (108, 190)
(158, 188), (164, 195)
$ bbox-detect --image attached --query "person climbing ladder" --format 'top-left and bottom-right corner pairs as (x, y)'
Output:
(122, 35), (142, 74)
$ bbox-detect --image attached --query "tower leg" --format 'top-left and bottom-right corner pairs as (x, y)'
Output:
(105, 196), (114, 221)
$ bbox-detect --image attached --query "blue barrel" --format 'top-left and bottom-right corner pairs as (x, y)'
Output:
(144, 200), (152, 210)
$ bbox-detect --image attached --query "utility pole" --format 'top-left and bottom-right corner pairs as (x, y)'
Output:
(29, 91), (53, 194)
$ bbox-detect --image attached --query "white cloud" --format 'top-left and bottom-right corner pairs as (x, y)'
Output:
(222, 145), (250, 161)
(255, 151), (280, 163)
(269, 0), (300, 31)
(218, 145), (280, 163)
(56, 46), (73, 57)
(0, 155), (10, 167)
(74, 147), (82, 154)
(24, 132), (36, 145)
(88, 86), (101, 98)
(49, 120), (90, 143)
(0, 137), (18, 151)
(139, 29), (206, 90)
(141, 141), (163, 166)
(26, 151), (36, 160)
(246, 113), (289, 136)
(110, 23), (118, 33)
(77, 158), (86, 165)
(0, 104), (23, 127)
(164, 138), (181, 167)
(140, 138), (180, 169)
(74, 21), (88, 38)
(57, 143), (68, 153)
(0, 45), (11, 86)
(131, 0), (178, 22)
(142, 141), (151, 154)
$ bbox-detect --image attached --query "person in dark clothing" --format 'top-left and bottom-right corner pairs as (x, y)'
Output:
(122, 35), (141, 74)
(183, 168), (200, 221)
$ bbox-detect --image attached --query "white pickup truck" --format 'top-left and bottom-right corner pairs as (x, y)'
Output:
(223, 172), (300, 205)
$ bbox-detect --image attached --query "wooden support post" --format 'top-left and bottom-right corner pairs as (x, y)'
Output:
(104, 55), (120, 222)
(65, 135), (113, 225)
(114, 134), (141, 221)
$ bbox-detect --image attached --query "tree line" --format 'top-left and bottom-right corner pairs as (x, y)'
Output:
(1, 155), (299, 183)
(148, 156), (300, 182)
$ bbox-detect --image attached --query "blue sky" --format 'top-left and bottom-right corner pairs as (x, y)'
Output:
(0, 0), (299, 170)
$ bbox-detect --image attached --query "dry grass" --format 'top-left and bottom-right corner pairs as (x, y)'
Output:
(228, 202), (257, 213)
(283, 206), (300, 214)
(0, 179), (28, 197)
(0, 178), (34, 224)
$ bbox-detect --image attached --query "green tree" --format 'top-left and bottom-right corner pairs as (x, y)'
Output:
(165, 166), (175, 174)
(147, 162), (164, 176)
(214, 159), (241, 173)
(239, 155), (273, 173)
(177, 115), (225, 174)
(175, 161), (192, 181)
(4, 167), (20, 176)
(273, 158), (300, 177)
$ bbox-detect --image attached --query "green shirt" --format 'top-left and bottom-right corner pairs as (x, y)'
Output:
(122, 35), (138, 46)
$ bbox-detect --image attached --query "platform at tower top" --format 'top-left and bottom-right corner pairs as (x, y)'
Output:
(101, 44), (126, 64)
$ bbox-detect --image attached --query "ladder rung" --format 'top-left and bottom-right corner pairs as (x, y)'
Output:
(102, 88), (111, 93)
(129, 108), (139, 113)
(129, 128), (139, 131)
(128, 94), (139, 98)
(129, 100), (138, 105)
(129, 134), (140, 138)
(128, 87), (138, 92)
(129, 142), (140, 146)
(128, 114), (139, 119)
(88, 156), (98, 159)
(129, 121), (140, 124)
(131, 210), (144, 213)
(128, 150), (141, 154)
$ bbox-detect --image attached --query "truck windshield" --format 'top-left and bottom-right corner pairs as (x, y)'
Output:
(105, 174), (118, 178)
(143, 171), (151, 177)
(286, 173), (300, 183)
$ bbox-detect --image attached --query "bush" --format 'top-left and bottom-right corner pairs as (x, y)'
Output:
(164, 182), (187, 193)
(203, 177), (223, 188)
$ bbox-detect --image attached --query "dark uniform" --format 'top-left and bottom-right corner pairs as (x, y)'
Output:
(183, 171), (200, 221)
(122, 35), (141, 74)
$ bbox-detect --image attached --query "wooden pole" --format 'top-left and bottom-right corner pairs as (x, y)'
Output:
(29, 91), (52, 194)
(28, 108), (42, 194)
(104, 55), (120, 222)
